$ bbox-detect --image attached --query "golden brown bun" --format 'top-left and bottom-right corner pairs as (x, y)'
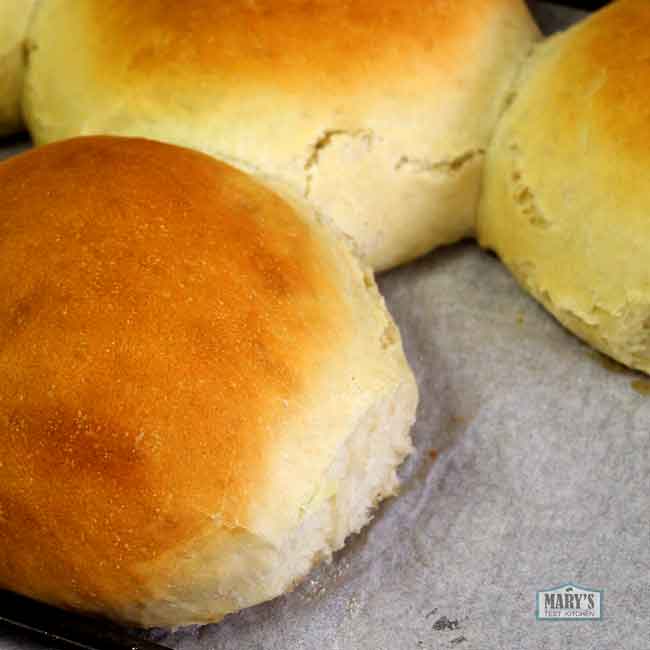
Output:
(0, 136), (417, 626)
(23, 0), (539, 270)
(0, 0), (37, 135)
(478, 0), (650, 375)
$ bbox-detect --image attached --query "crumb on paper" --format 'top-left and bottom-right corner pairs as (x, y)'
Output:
(631, 379), (650, 396)
(432, 616), (460, 631)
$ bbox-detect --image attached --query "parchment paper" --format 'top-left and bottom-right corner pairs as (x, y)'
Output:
(1, 5), (648, 650)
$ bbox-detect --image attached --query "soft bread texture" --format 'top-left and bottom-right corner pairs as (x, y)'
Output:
(0, 0), (37, 135)
(478, 0), (650, 375)
(22, 0), (539, 271)
(0, 136), (417, 627)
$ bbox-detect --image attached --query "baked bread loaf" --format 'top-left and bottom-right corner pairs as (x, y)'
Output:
(0, 0), (37, 136)
(478, 0), (650, 375)
(22, 0), (539, 271)
(0, 136), (417, 627)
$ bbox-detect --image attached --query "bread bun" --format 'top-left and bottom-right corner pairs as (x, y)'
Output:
(478, 0), (650, 375)
(0, 136), (417, 627)
(22, 0), (539, 271)
(0, 0), (37, 135)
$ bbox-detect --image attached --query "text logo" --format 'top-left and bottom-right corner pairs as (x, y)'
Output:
(536, 583), (603, 620)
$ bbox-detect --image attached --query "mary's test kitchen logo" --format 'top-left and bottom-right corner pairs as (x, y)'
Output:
(536, 583), (603, 620)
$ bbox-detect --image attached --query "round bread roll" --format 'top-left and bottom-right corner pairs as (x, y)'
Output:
(0, 136), (417, 627)
(478, 0), (650, 375)
(0, 0), (37, 136)
(22, 0), (539, 271)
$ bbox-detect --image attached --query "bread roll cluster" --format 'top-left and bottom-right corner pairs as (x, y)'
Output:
(20, 0), (539, 271)
(0, 135), (417, 627)
(479, 0), (650, 374)
(0, 0), (645, 630)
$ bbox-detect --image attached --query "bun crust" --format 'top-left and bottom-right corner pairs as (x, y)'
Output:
(23, 0), (539, 270)
(0, 136), (417, 626)
(478, 0), (650, 373)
